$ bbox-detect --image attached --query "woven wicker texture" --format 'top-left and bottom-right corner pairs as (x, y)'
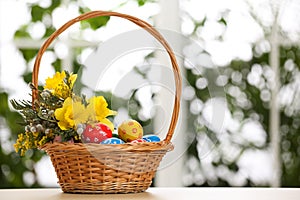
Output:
(33, 10), (182, 193)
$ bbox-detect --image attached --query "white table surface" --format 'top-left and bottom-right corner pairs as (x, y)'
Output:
(1, 187), (299, 200)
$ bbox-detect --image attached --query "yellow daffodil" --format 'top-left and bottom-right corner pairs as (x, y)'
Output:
(54, 97), (87, 130)
(44, 71), (66, 89)
(44, 71), (77, 99)
(87, 96), (117, 131)
(55, 96), (117, 131)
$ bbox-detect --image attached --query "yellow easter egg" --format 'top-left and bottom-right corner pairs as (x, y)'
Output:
(118, 119), (143, 142)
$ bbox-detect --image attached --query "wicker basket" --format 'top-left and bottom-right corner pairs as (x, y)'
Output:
(32, 11), (182, 194)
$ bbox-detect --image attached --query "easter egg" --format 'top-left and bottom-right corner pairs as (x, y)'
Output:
(53, 135), (62, 143)
(118, 119), (143, 142)
(130, 139), (146, 143)
(142, 135), (161, 142)
(101, 137), (125, 144)
(82, 123), (112, 143)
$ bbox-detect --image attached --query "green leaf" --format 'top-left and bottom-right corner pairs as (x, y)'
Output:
(49, 0), (61, 11)
(0, 92), (9, 115)
(10, 99), (32, 111)
(6, 112), (24, 135)
(81, 16), (110, 30)
(14, 25), (30, 39)
(0, 93), (24, 135)
(44, 26), (56, 38)
(31, 5), (44, 22)
(52, 58), (62, 72)
(72, 57), (81, 73)
(19, 48), (38, 62)
(227, 162), (239, 172)
(79, 7), (91, 14)
(22, 72), (33, 84)
(137, 0), (148, 6)
(218, 17), (227, 26)
(198, 16), (207, 27)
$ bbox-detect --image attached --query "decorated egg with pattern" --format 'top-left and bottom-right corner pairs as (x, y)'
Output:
(82, 123), (112, 143)
(118, 119), (143, 142)
(100, 137), (125, 144)
(142, 135), (161, 142)
(130, 138), (146, 143)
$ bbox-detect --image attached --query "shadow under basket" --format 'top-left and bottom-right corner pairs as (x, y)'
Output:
(32, 10), (182, 194)
(41, 142), (173, 194)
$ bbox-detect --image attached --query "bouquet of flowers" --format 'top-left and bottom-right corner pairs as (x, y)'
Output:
(11, 70), (117, 156)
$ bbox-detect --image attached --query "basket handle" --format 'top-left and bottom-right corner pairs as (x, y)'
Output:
(32, 10), (181, 143)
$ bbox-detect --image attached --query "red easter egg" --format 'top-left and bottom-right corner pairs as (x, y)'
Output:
(82, 123), (112, 143)
(130, 139), (146, 143)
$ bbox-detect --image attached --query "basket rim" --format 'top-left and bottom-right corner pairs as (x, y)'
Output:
(40, 141), (174, 153)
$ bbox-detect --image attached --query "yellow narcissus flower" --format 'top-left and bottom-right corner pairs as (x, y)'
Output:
(54, 97), (87, 130)
(44, 71), (77, 99)
(55, 96), (117, 131)
(87, 96), (117, 131)
(44, 71), (66, 89)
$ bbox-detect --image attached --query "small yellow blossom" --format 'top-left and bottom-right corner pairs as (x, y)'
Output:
(14, 132), (43, 156)
(38, 136), (48, 146)
(44, 71), (77, 99)
(14, 133), (24, 154)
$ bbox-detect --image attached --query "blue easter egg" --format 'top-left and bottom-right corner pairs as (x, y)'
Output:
(100, 137), (125, 144)
(142, 135), (161, 142)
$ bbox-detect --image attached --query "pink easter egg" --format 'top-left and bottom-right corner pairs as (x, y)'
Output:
(53, 135), (62, 143)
